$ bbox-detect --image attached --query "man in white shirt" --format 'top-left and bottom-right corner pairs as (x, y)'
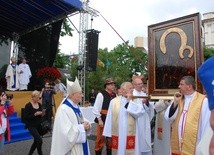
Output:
(92, 78), (116, 155)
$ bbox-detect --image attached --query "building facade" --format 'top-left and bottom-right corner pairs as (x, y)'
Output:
(134, 36), (148, 53)
(202, 12), (214, 48)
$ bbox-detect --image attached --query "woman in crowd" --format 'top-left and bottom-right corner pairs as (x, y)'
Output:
(24, 90), (44, 155)
(0, 90), (14, 154)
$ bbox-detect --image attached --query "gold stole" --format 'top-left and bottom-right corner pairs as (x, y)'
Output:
(111, 97), (136, 155)
(171, 92), (205, 155)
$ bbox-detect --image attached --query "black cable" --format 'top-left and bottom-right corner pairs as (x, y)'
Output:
(98, 12), (127, 44)
(66, 16), (80, 34)
(98, 12), (146, 65)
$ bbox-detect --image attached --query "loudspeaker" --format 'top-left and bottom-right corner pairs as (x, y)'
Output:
(86, 29), (100, 71)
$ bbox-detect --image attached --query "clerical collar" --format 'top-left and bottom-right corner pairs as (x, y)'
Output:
(184, 91), (195, 99)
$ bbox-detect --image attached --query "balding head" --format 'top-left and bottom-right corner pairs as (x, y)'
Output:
(132, 78), (143, 92)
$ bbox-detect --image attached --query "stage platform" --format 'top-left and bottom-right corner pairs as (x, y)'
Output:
(6, 91), (63, 117)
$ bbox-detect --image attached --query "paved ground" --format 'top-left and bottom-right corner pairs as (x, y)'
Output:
(2, 123), (103, 155)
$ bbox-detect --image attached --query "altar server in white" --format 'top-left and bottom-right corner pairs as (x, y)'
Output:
(51, 77), (91, 155)
(18, 58), (32, 90)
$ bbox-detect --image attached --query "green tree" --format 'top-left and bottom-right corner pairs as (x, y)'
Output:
(69, 55), (78, 80)
(61, 18), (74, 37)
(204, 47), (214, 60)
(53, 51), (70, 68)
(86, 43), (148, 94)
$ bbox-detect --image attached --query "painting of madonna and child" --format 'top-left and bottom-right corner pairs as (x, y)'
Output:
(148, 12), (203, 96)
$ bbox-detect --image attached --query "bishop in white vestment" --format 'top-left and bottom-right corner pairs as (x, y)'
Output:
(5, 57), (19, 90)
(51, 78), (91, 155)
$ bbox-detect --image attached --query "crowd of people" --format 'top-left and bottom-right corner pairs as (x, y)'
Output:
(90, 73), (213, 155)
(1, 55), (214, 155)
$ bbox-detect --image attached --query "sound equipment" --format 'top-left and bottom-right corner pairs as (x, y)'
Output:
(86, 29), (100, 71)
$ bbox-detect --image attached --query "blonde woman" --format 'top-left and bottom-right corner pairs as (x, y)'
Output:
(24, 90), (44, 155)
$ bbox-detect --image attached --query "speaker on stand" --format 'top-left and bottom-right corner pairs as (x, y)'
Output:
(86, 29), (100, 71)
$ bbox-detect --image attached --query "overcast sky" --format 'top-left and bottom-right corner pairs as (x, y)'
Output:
(59, 0), (214, 55)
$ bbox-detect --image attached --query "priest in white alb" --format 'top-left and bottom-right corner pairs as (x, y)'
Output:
(164, 76), (210, 155)
(132, 76), (154, 155)
(103, 81), (150, 155)
(18, 58), (32, 90)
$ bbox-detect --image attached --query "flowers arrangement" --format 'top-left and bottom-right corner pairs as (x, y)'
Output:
(36, 67), (61, 81)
